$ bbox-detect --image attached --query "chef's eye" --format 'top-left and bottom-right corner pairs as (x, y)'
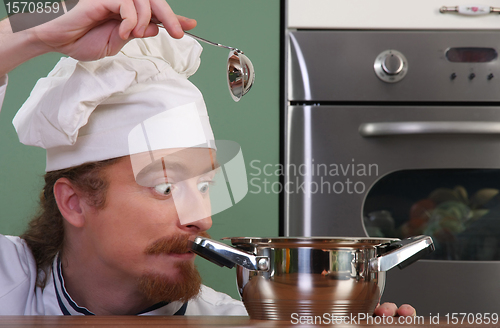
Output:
(198, 181), (211, 194)
(154, 183), (173, 196)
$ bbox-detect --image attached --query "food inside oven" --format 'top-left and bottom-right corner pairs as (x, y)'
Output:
(363, 169), (500, 261)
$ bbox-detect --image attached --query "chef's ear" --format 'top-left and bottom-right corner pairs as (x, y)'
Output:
(53, 178), (85, 228)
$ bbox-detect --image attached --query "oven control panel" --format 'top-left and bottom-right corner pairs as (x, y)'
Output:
(374, 50), (408, 83)
(288, 30), (500, 102)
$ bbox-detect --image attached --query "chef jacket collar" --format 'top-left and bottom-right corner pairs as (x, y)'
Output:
(51, 255), (187, 315)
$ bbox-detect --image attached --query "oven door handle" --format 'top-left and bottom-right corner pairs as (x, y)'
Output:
(359, 121), (500, 137)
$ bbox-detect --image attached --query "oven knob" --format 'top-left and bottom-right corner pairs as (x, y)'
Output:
(374, 50), (408, 83)
(382, 54), (403, 75)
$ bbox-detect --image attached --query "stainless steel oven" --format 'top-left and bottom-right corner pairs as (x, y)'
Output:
(284, 28), (500, 314)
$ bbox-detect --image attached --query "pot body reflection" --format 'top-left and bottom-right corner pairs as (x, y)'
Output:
(191, 235), (432, 320)
(234, 244), (385, 320)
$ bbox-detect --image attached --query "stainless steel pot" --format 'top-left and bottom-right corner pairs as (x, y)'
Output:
(190, 235), (434, 320)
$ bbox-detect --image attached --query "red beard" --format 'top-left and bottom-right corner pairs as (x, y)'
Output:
(139, 232), (211, 303)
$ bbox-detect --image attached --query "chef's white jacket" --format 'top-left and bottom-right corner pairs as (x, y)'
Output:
(0, 75), (6, 112)
(0, 77), (248, 316)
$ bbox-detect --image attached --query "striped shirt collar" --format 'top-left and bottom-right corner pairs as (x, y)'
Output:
(51, 255), (187, 315)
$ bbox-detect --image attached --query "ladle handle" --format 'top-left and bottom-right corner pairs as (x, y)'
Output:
(183, 32), (238, 52)
(370, 235), (434, 272)
(155, 23), (239, 52)
(189, 236), (269, 271)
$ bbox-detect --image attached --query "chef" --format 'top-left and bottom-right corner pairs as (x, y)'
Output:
(0, 0), (414, 317)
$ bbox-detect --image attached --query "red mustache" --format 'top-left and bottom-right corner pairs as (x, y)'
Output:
(145, 231), (211, 255)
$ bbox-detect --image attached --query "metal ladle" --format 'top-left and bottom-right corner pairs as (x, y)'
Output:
(157, 24), (255, 102)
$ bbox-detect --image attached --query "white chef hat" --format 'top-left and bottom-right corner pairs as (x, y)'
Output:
(13, 30), (249, 224)
(13, 29), (215, 172)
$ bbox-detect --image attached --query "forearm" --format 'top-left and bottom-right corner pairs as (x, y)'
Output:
(0, 18), (50, 76)
(0, 0), (196, 76)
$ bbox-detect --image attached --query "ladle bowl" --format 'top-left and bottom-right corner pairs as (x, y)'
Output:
(157, 24), (255, 102)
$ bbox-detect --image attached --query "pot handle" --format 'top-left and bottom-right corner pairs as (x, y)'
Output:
(188, 236), (269, 271)
(369, 235), (434, 272)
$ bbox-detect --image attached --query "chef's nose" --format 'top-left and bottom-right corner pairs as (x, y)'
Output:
(182, 215), (213, 232)
(174, 180), (212, 229)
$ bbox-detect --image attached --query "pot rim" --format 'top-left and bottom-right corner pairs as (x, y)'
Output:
(222, 236), (399, 247)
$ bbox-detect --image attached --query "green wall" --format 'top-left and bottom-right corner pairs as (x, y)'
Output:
(0, 1), (279, 300)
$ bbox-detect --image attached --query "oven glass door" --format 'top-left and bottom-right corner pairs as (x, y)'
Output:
(285, 104), (500, 314)
(364, 168), (500, 261)
(285, 104), (500, 240)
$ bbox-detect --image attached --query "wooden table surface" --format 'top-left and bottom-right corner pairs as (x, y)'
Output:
(0, 316), (497, 328)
